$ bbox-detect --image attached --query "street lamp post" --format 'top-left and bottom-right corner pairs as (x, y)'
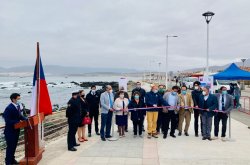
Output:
(241, 58), (246, 67)
(202, 11), (215, 77)
(158, 62), (161, 85)
(166, 35), (178, 89)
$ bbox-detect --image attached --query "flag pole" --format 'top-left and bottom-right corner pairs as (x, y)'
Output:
(36, 42), (40, 115)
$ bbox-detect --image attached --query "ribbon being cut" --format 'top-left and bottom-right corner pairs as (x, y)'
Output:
(114, 105), (228, 113)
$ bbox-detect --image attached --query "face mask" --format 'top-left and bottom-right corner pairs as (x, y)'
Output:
(222, 91), (227, 95)
(159, 89), (165, 93)
(194, 86), (199, 90)
(172, 92), (177, 95)
(109, 90), (113, 93)
(181, 90), (187, 95)
(81, 94), (85, 98)
(120, 95), (124, 99)
(153, 90), (158, 93)
(134, 95), (139, 100)
(92, 90), (96, 92)
(136, 85), (141, 89)
(202, 91), (206, 96)
(16, 100), (21, 105)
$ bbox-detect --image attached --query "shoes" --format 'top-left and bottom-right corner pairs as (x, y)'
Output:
(101, 137), (106, 141)
(68, 147), (77, 151)
(125, 130), (128, 132)
(11, 159), (19, 164)
(74, 143), (80, 147)
(170, 134), (176, 138)
(119, 135), (123, 138)
(195, 134), (199, 137)
(143, 128), (145, 132)
(207, 137), (212, 141)
(185, 132), (189, 136)
(163, 134), (167, 139)
(122, 134), (126, 137)
(147, 133), (152, 139)
(134, 135), (137, 138)
(82, 137), (88, 141)
(78, 138), (84, 142)
(139, 135), (143, 138)
(202, 137), (206, 140)
(96, 132), (100, 135)
(88, 133), (91, 137)
(106, 135), (112, 138)
(178, 132), (182, 136)
(152, 134), (158, 138)
(212, 136), (218, 140)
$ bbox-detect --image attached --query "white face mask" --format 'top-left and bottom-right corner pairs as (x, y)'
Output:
(120, 95), (124, 99)
(109, 90), (113, 93)
(202, 91), (207, 96)
(194, 86), (199, 90)
(92, 89), (96, 92)
(153, 90), (158, 93)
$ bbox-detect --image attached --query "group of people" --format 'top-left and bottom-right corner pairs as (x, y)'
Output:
(66, 80), (235, 152)
(2, 80), (236, 164)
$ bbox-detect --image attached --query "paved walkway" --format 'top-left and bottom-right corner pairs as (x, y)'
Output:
(39, 114), (250, 165)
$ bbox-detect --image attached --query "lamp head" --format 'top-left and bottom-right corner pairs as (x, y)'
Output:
(202, 11), (215, 24)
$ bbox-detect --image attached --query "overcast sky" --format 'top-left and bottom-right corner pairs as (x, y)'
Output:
(0, 0), (249, 71)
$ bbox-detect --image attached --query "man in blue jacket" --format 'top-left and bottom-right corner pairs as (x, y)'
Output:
(198, 86), (218, 141)
(145, 85), (169, 139)
(3, 93), (27, 165)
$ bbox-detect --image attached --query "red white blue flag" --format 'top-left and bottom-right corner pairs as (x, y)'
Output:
(30, 43), (52, 116)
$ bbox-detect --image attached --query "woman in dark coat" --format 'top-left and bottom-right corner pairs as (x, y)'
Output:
(77, 90), (89, 142)
(128, 91), (146, 137)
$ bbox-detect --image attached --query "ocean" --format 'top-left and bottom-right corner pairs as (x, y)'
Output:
(0, 75), (141, 126)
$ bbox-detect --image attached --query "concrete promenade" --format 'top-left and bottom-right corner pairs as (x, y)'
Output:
(39, 113), (250, 165)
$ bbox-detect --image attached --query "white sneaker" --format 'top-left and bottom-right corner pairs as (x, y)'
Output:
(212, 136), (219, 140)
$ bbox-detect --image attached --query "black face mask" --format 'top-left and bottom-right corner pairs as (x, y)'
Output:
(81, 94), (85, 98)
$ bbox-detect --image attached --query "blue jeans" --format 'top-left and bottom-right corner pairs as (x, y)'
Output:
(100, 111), (113, 138)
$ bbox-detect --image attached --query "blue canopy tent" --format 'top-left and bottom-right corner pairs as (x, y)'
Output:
(213, 63), (250, 80)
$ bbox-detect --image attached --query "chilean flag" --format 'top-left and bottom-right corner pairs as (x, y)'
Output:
(30, 43), (52, 116)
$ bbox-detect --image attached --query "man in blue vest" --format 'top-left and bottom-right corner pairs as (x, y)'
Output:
(3, 93), (27, 165)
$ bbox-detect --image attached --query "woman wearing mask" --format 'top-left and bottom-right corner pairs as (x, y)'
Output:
(77, 90), (89, 142)
(113, 91), (129, 137)
(128, 92), (146, 137)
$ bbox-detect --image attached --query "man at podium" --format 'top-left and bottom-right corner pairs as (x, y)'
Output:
(3, 93), (27, 165)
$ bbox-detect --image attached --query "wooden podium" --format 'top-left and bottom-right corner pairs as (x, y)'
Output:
(15, 113), (45, 165)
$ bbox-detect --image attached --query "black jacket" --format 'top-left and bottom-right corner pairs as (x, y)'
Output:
(128, 100), (146, 121)
(131, 87), (146, 101)
(192, 90), (202, 107)
(79, 97), (89, 118)
(66, 97), (81, 124)
(86, 91), (100, 111)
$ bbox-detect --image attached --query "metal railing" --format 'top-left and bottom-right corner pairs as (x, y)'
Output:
(238, 96), (250, 115)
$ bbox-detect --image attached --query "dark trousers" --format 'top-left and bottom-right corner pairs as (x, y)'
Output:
(175, 113), (179, 129)
(100, 111), (113, 138)
(156, 111), (163, 132)
(214, 113), (228, 137)
(88, 112), (99, 134)
(5, 129), (20, 165)
(67, 122), (78, 149)
(194, 109), (203, 135)
(162, 111), (176, 135)
(132, 119), (143, 135)
(201, 112), (212, 138)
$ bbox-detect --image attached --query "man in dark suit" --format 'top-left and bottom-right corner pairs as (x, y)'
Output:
(66, 91), (81, 151)
(86, 85), (101, 137)
(3, 93), (27, 165)
(198, 86), (218, 141)
(213, 86), (234, 141)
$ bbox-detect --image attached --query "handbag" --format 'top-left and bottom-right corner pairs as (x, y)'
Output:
(82, 116), (91, 125)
